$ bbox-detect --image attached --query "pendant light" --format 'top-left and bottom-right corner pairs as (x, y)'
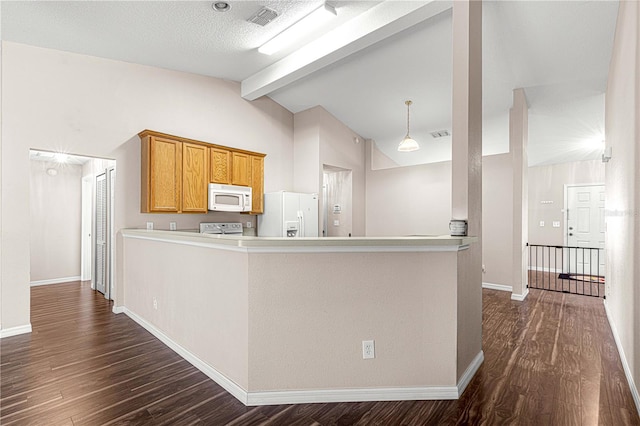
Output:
(398, 100), (420, 152)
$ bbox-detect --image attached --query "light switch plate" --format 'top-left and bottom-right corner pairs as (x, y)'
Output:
(539, 221), (545, 227)
(333, 220), (340, 226)
(553, 221), (560, 228)
(169, 222), (177, 231)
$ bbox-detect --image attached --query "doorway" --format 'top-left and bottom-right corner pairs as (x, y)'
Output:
(29, 150), (116, 299)
(322, 166), (353, 237)
(564, 183), (605, 275)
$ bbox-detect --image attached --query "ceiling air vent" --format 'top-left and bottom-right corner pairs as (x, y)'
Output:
(247, 7), (279, 26)
(430, 130), (450, 138)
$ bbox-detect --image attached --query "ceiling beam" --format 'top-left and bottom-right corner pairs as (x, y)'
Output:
(241, 0), (452, 101)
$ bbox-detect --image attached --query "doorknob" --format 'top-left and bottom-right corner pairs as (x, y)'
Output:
(569, 233), (574, 236)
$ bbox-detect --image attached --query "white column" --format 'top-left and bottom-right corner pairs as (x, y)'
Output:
(451, 0), (483, 381)
(510, 88), (529, 301)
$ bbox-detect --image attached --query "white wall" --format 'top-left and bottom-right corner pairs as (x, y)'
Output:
(528, 159), (605, 246)
(366, 148), (514, 288)
(482, 153), (513, 287)
(1, 42), (294, 330)
(365, 141), (452, 237)
(604, 0), (640, 412)
(29, 161), (82, 283)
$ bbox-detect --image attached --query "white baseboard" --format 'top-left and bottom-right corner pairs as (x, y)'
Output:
(122, 307), (249, 405)
(122, 306), (481, 406)
(112, 306), (125, 314)
(0, 323), (32, 338)
(30, 276), (81, 286)
(247, 384), (459, 406)
(603, 301), (640, 416)
(511, 287), (529, 301)
(482, 282), (513, 292)
(457, 350), (484, 396)
(248, 350), (484, 406)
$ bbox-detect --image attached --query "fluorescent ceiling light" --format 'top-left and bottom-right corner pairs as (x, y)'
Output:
(259, 3), (337, 55)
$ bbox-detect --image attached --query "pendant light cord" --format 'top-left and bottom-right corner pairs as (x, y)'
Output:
(405, 100), (412, 137)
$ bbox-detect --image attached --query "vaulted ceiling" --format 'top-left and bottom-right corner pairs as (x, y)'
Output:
(1, 1), (619, 167)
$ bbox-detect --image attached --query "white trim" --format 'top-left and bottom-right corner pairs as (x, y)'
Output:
(247, 351), (483, 405)
(112, 306), (125, 314)
(122, 232), (473, 254)
(603, 301), (640, 416)
(0, 323), (33, 338)
(30, 276), (82, 286)
(511, 288), (529, 301)
(456, 350), (484, 396)
(482, 282), (513, 292)
(246, 244), (470, 254)
(246, 385), (459, 406)
(122, 307), (249, 405)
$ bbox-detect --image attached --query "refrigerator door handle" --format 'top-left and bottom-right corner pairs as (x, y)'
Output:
(298, 210), (304, 238)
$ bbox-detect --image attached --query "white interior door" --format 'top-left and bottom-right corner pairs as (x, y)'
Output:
(566, 184), (605, 275)
(108, 166), (116, 299)
(81, 177), (93, 281)
(95, 173), (107, 295)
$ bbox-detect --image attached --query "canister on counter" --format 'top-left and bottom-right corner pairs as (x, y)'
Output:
(449, 219), (468, 236)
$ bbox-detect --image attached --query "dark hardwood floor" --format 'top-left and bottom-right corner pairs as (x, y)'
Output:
(1, 281), (639, 425)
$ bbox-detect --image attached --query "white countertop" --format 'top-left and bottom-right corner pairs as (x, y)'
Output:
(121, 229), (477, 253)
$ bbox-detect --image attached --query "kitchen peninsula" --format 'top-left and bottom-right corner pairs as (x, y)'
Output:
(118, 230), (482, 406)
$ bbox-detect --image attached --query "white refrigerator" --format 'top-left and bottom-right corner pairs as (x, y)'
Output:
(258, 191), (319, 237)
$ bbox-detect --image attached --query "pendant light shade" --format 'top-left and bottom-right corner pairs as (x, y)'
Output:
(398, 100), (420, 152)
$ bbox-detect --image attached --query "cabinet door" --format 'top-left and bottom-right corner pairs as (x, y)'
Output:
(231, 152), (251, 186)
(210, 148), (231, 184)
(182, 143), (209, 213)
(148, 137), (181, 212)
(250, 155), (264, 214)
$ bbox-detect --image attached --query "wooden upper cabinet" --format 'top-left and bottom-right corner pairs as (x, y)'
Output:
(210, 147), (231, 184)
(141, 135), (182, 213)
(231, 152), (251, 186)
(182, 142), (209, 213)
(250, 155), (264, 214)
(139, 130), (265, 214)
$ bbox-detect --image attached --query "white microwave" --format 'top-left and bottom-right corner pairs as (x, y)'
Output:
(208, 184), (252, 212)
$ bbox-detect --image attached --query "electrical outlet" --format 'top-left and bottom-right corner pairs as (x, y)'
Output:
(362, 340), (375, 359)
(333, 220), (340, 226)
(246, 222), (252, 228)
(146, 222), (154, 230)
(153, 298), (158, 310)
(169, 222), (177, 231)
(482, 264), (486, 273)
(552, 221), (560, 228)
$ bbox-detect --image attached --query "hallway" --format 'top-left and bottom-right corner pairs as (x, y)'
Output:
(1, 282), (638, 424)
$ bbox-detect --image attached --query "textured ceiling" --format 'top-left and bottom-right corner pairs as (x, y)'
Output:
(2, 1), (619, 167)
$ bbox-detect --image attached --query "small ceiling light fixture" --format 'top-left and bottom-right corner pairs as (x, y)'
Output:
(258, 3), (337, 55)
(212, 1), (231, 13)
(398, 100), (420, 152)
